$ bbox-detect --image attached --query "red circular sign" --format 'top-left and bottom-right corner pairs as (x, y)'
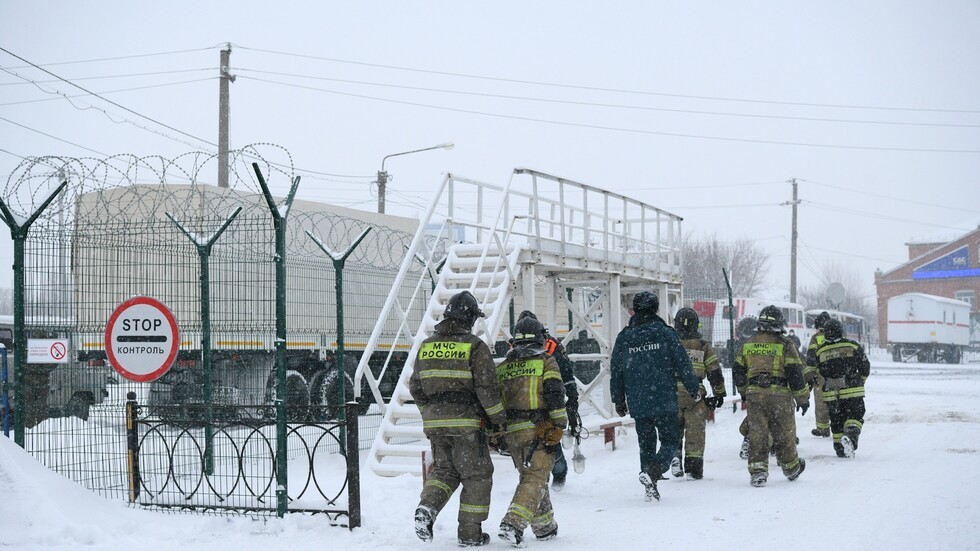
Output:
(105, 296), (179, 383)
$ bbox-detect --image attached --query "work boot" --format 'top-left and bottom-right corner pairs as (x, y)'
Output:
(739, 438), (750, 460)
(638, 471), (660, 502)
(551, 472), (566, 491)
(834, 442), (846, 458)
(684, 457), (703, 480)
(459, 533), (491, 547)
(534, 523), (558, 541)
(787, 458), (806, 481)
(498, 522), (524, 547)
(812, 427), (830, 437)
(670, 456), (684, 477)
(843, 426), (860, 451)
(414, 505), (435, 542)
(841, 435), (856, 458)
(750, 471), (768, 487)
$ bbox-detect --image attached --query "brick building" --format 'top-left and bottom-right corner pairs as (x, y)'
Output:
(874, 225), (980, 343)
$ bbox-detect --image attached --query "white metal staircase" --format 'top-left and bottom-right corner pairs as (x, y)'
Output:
(364, 242), (523, 476)
(355, 168), (685, 476)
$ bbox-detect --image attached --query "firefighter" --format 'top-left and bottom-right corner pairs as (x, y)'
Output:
(611, 291), (699, 502)
(670, 308), (726, 480)
(517, 310), (578, 491)
(496, 315), (567, 547)
(409, 290), (507, 547)
(733, 305), (809, 487)
(815, 319), (871, 458)
(805, 311), (832, 437)
(733, 316), (760, 460)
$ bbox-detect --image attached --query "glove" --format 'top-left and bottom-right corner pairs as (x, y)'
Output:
(795, 396), (809, 416)
(615, 402), (628, 417)
(690, 392), (703, 403)
(486, 423), (506, 452)
(706, 395), (724, 409)
(534, 421), (564, 446)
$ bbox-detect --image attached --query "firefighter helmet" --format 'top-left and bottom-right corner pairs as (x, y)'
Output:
(632, 291), (659, 313)
(444, 291), (484, 326)
(518, 310), (537, 321)
(513, 316), (546, 346)
(814, 311), (831, 330)
(823, 318), (844, 342)
(757, 305), (785, 333)
(674, 307), (700, 336)
(737, 316), (758, 340)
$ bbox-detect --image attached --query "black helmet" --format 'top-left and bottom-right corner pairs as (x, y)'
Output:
(674, 307), (700, 336)
(757, 305), (785, 333)
(737, 316), (758, 340)
(823, 319), (844, 342)
(444, 291), (484, 326)
(632, 291), (659, 313)
(814, 311), (831, 330)
(518, 310), (537, 321)
(513, 316), (546, 346)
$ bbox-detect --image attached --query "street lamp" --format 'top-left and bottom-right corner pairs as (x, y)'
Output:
(376, 142), (454, 214)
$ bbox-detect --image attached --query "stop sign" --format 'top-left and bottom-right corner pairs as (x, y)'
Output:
(105, 296), (179, 382)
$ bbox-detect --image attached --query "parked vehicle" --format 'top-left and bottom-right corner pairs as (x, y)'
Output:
(806, 309), (868, 346)
(0, 314), (113, 426)
(887, 293), (971, 363)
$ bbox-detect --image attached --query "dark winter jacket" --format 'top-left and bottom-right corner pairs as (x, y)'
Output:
(409, 318), (506, 435)
(610, 312), (698, 418)
(544, 335), (578, 400)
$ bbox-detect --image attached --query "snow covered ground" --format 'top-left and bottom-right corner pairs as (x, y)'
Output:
(2, 354), (979, 551)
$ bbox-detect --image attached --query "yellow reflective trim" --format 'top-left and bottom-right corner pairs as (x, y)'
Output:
(423, 418), (481, 429)
(507, 421), (535, 433)
(484, 402), (504, 416)
(419, 341), (472, 360)
(460, 503), (489, 514)
(742, 342), (784, 357)
(425, 478), (453, 497)
(549, 408), (567, 420)
(508, 503), (535, 521)
(419, 369), (473, 379)
(542, 371), (563, 382)
(529, 374), (540, 409)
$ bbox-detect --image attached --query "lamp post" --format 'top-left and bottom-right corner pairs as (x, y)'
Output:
(376, 142), (454, 214)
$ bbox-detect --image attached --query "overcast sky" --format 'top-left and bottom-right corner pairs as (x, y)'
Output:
(2, 1), (978, 306)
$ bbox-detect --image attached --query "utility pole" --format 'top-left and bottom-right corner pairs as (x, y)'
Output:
(217, 44), (235, 188)
(376, 170), (389, 214)
(782, 178), (801, 303)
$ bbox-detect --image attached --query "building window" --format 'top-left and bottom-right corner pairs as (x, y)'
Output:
(956, 290), (976, 311)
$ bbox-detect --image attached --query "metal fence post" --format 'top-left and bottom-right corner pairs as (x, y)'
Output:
(1, 346), (9, 437)
(307, 227), (371, 454)
(167, 208), (242, 474)
(723, 268), (737, 406)
(125, 391), (142, 502)
(0, 180), (66, 446)
(253, 164), (300, 518)
(345, 401), (360, 529)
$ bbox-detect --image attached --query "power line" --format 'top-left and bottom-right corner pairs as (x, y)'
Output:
(3, 46), (216, 68)
(0, 68), (215, 86)
(235, 67), (980, 129)
(0, 47), (216, 149)
(235, 45), (980, 115)
(800, 241), (902, 264)
(0, 116), (109, 156)
(800, 178), (979, 215)
(240, 76), (980, 154)
(806, 200), (974, 230)
(0, 78), (215, 106)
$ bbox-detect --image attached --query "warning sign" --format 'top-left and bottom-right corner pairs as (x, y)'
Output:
(27, 339), (70, 364)
(104, 296), (179, 382)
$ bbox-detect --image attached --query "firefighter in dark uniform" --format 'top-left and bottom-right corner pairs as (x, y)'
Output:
(815, 318), (871, 458)
(410, 291), (507, 547)
(496, 316), (567, 547)
(671, 307), (726, 480)
(733, 305), (809, 487)
(517, 310), (579, 491)
(734, 316), (760, 460)
(611, 291), (699, 502)
(805, 311), (832, 437)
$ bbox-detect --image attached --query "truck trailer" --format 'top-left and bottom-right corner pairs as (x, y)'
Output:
(887, 293), (971, 363)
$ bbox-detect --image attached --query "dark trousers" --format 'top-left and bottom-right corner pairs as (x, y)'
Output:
(634, 415), (680, 477)
(552, 445), (567, 479)
(828, 397), (865, 441)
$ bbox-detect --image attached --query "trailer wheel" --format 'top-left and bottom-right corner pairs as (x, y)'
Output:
(892, 347), (902, 362)
(310, 368), (368, 421)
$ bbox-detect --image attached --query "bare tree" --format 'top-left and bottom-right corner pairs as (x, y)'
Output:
(797, 261), (874, 321)
(682, 233), (770, 297)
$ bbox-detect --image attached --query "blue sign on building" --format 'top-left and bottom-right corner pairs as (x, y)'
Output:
(912, 246), (980, 279)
